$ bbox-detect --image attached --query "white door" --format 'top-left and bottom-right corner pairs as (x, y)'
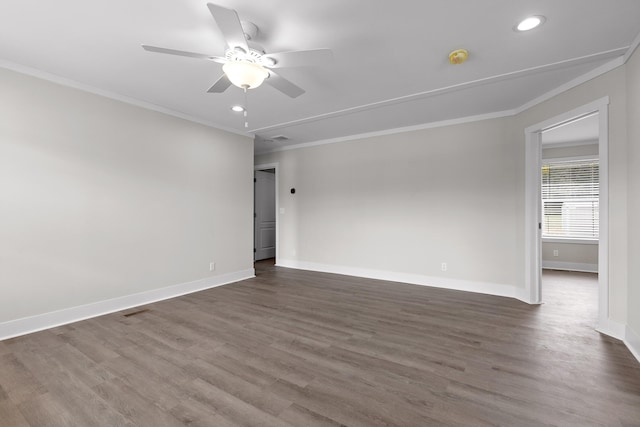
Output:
(254, 170), (276, 260)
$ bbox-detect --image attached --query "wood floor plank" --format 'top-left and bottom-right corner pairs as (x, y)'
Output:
(0, 399), (31, 427)
(92, 378), (185, 427)
(13, 348), (133, 427)
(0, 263), (638, 426)
(100, 355), (191, 412)
(0, 341), (11, 356)
(57, 326), (121, 364)
(277, 402), (348, 427)
(0, 353), (47, 405)
(17, 393), (86, 427)
(199, 348), (283, 388)
(47, 343), (115, 388)
(183, 358), (292, 416)
(169, 398), (240, 427)
(213, 343), (316, 388)
(186, 377), (295, 427)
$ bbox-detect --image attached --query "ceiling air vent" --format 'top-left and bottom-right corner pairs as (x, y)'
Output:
(271, 135), (289, 141)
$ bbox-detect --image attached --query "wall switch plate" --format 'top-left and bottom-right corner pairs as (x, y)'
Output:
(209, 262), (215, 271)
(279, 208), (285, 214)
(441, 262), (447, 271)
(553, 250), (559, 257)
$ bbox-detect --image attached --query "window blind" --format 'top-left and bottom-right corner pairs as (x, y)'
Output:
(541, 159), (599, 239)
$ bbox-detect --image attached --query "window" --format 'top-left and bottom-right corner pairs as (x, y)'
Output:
(541, 159), (599, 240)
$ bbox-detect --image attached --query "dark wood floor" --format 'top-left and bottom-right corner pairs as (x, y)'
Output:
(1, 262), (639, 427)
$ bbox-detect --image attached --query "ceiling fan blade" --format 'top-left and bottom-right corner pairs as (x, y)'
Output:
(264, 49), (333, 68)
(142, 45), (225, 63)
(207, 74), (232, 93)
(207, 3), (248, 52)
(265, 71), (305, 98)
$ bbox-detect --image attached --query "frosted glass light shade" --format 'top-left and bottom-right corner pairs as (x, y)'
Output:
(223, 61), (269, 89)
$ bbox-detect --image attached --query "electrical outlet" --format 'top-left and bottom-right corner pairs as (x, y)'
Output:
(209, 262), (215, 271)
(553, 250), (559, 257)
(441, 262), (447, 272)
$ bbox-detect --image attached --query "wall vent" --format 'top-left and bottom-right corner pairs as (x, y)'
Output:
(123, 308), (150, 317)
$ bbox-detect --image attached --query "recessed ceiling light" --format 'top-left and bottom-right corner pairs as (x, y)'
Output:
(516, 15), (546, 32)
(231, 105), (245, 113)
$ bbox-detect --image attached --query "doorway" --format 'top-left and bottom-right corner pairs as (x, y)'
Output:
(254, 163), (278, 263)
(539, 114), (600, 326)
(524, 97), (612, 335)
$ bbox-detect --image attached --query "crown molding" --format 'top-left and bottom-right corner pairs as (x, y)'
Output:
(255, 109), (515, 155)
(623, 29), (640, 63)
(514, 56), (624, 114)
(251, 47), (626, 135)
(0, 60), (252, 139)
(257, 54), (625, 156)
(1, 42), (631, 152)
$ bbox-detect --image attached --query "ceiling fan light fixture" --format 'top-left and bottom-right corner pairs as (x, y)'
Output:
(516, 15), (545, 31)
(223, 61), (269, 89)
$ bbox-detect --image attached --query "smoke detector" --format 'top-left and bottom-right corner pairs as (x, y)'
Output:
(449, 49), (469, 65)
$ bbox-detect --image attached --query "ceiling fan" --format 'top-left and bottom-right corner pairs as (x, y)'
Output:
(142, 3), (333, 98)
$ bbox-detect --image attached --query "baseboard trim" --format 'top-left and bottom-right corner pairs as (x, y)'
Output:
(625, 326), (640, 364)
(542, 261), (598, 273)
(596, 317), (626, 341)
(513, 287), (537, 305)
(0, 269), (255, 341)
(276, 259), (525, 302)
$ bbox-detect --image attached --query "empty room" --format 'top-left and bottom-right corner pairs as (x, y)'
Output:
(1, 1), (640, 426)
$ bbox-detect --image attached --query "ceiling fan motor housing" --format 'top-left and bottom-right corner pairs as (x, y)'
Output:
(226, 41), (277, 68)
(227, 42), (264, 61)
(240, 20), (258, 40)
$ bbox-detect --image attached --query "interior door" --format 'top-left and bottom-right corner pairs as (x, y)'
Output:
(254, 170), (276, 260)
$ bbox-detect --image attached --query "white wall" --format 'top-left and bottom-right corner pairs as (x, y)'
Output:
(542, 143), (598, 159)
(257, 118), (522, 296)
(512, 65), (629, 324)
(541, 242), (598, 272)
(626, 45), (640, 356)
(257, 61), (631, 326)
(0, 67), (254, 327)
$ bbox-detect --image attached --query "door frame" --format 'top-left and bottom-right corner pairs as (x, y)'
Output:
(524, 97), (611, 334)
(254, 162), (279, 264)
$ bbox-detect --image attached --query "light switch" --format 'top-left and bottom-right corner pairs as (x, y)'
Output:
(279, 208), (285, 214)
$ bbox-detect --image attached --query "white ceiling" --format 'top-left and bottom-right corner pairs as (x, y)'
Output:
(1, 1), (638, 154)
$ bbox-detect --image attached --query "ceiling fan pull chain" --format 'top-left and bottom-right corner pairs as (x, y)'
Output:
(244, 87), (249, 128)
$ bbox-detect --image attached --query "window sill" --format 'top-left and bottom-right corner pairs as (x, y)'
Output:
(542, 237), (599, 245)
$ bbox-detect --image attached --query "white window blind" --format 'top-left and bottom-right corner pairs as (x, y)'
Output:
(541, 159), (599, 240)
